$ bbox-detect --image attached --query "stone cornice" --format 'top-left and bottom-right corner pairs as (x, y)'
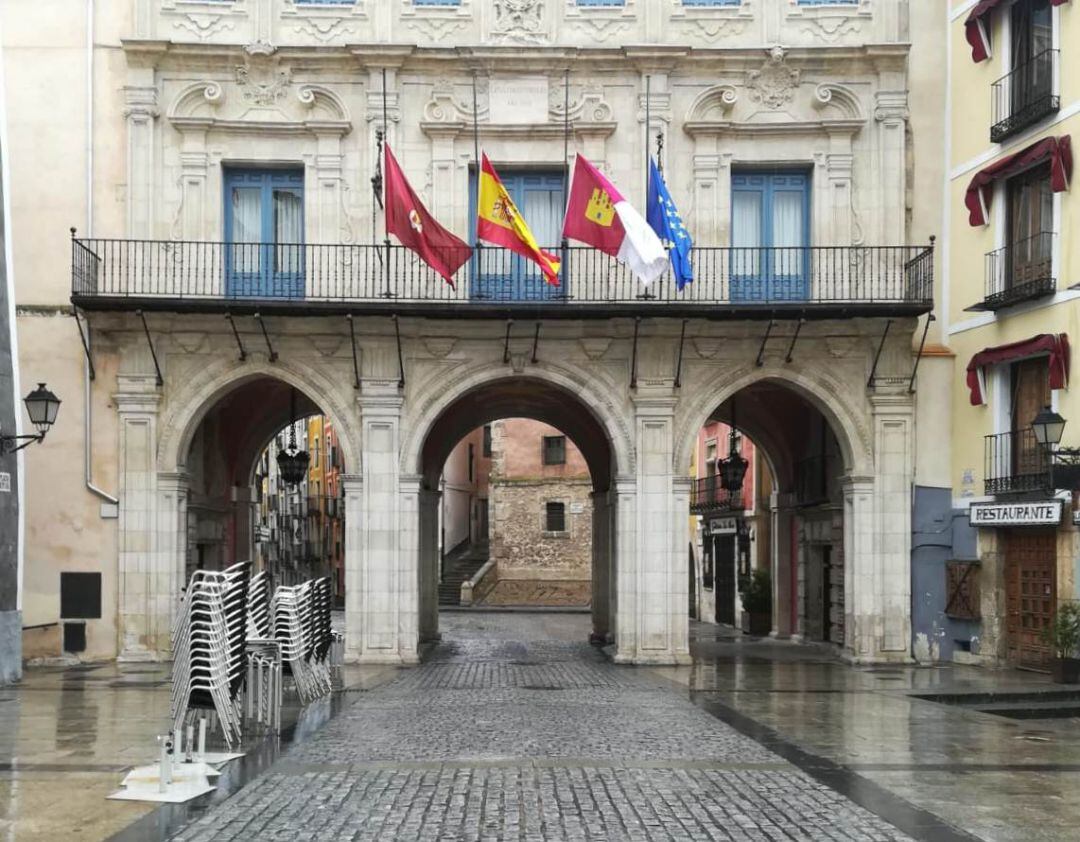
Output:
(684, 118), (864, 138)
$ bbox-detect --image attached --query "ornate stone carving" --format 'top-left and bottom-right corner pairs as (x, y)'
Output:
(422, 78), (487, 124)
(579, 338), (612, 360)
(548, 86), (613, 123)
(235, 57), (291, 106)
(403, 16), (469, 41)
(812, 84), (864, 120)
(681, 18), (749, 40)
(292, 16), (357, 42)
(492, 0), (546, 44)
(801, 16), (861, 43)
(172, 13), (235, 40)
(746, 47), (800, 110)
(575, 17), (632, 43)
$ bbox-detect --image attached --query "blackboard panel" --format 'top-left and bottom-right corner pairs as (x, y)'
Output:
(60, 572), (102, 619)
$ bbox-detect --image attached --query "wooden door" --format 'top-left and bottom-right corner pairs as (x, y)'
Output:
(1005, 530), (1056, 670)
(714, 535), (736, 626)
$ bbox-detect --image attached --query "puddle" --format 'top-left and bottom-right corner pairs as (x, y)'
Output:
(912, 690), (1080, 720)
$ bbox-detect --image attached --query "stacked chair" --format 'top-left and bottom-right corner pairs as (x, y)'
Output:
(170, 561), (250, 750)
(245, 570), (272, 641)
(271, 578), (333, 704)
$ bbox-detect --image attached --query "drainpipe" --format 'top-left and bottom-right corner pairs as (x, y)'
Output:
(83, 0), (116, 507)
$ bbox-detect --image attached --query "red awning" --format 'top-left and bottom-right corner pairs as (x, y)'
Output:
(966, 333), (1070, 406)
(964, 135), (1072, 226)
(966, 0), (1070, 63)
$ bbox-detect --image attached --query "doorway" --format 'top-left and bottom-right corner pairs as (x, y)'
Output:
(1005, 530), (1056, 670)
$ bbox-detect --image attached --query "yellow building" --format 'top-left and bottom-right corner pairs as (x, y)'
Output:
(936, 0), (1080, 670)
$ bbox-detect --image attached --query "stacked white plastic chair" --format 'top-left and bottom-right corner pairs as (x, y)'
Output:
(271, 578), (333, 704)
(171, 561), (251, 750)
(246, 570), (272, 641)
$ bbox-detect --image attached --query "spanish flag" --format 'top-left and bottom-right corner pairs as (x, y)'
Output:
(477, 153), (561, 286)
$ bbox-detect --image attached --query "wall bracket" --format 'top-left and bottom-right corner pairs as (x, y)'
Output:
(785, 318), (805, 364)
(253, 313), (278, 363)
(346, 315), (361, 390)
(531, 322), (541, 364)
(503, 318), (514, 365)
(74, 308), (96, 381)
(867, 319), (893, 389)
(136, 310), (164, 387)
(224, 313), (247, 362)
(908, 312), (935, 393)
(392, 314), (405, 389)
(674, 319), (688, 388)
(630, 316), (642, 389)
(756, 319), (775, 367)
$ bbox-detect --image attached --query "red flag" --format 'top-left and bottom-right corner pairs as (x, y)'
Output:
(384, 143), (471, 287)
(561, 154), (626, 258)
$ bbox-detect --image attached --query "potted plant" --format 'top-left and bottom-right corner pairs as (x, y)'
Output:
(739, 568), (772, 637)
(1043, 602), (1080, 684)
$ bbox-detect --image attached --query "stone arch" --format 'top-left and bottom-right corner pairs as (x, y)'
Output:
(401, 359), (634, 486)
(673, 362), (873, 480)
(158, 357), (361, 477)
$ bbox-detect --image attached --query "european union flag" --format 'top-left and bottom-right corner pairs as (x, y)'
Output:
(646, 157), (693, 290)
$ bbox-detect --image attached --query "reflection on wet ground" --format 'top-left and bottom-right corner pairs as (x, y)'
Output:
(648, 622), (1080, 842)
(0, 617), (1077, 841)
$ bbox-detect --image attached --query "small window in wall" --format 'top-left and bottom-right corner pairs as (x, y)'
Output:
(60, 572), (102, 619)
(545, 501), (567, 533)
(483, 425), (492, 457)
(542, 435), (566, 465)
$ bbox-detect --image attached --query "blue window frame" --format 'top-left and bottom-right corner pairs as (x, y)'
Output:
(223, 167), (305, 299)
(730, 170), (810, 302)
(796, 0), (857, 5)
(683, 0), (740, 6)
(295, 0), (354, 5)
(577, 0), (624, 6)
(414, 0), (461, 5)
(468, 168), (565, 302)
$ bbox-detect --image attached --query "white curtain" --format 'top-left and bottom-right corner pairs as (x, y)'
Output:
(772, 190), (804, 276)
(232, 186), (261, 273)
(731, 190), (761, 276)
(274, 189), (303, 274)
(521, 187), (562, 277)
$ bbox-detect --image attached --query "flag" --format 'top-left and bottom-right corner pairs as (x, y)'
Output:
(477, 153), (561, 286)
(384, 143), (471, 287)
(646, 157), (693, 291)
(561, 154), (668, 286)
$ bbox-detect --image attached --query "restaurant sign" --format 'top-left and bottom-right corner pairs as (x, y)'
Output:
(969, 500), (1063, 527)
(708, 517), (738, 536)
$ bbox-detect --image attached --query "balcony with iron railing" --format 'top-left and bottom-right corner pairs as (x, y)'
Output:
(689, 476), (746, 515)
(991, 49), (1059, 143)
(984, 428), (1052, 495)
(969, 232), (1055, 312)
(71, 236), (935, 320)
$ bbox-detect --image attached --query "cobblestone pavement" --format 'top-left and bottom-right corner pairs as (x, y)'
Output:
(171, 614), (914, 841)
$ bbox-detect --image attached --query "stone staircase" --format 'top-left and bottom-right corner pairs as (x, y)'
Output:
(438, 541), (489, 607)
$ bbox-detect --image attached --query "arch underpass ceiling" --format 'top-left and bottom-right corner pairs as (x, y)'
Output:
(420, 377), (614, 492)
(709, 381), (839, 492)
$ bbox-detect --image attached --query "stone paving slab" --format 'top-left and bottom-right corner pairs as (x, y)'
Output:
(169, 614), (914, 841)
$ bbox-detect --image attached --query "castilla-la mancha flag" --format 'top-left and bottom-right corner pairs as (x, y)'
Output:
(384, 143), (471, 287)
(477, 153), (561, 286)
(561, 154), (668, 286)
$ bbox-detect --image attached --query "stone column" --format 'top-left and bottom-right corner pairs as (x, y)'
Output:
(590, 489), (611, 644)
(342, 472), (364, 662)
(115, 377), (162, 660)
(418, 488), (441, 643)
(772, 502), (796, 638)
(155, 471), (188, 655)
(398, 475), (421, 662)
(842, 474), (876, 660)
(124, 84), (158, 239)
(612, 475), (637, 658)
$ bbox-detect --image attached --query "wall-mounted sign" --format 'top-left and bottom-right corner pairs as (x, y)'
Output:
(708, 517), (738, 535)
(489, 77), (549, 124)
(0, 473), (10, 493)
(569, 502), (585, 515)
(969, 500), (1063, 527)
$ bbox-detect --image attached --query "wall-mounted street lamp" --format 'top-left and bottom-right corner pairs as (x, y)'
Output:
(719, 396), (748, 496)
(1032, 406), (1080, 490)
(0, 383), (61, 455)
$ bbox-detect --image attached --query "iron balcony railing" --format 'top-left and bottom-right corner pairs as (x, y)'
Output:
(978, 232), (1055, 311)
(984, 428), (1051, 495)
(690, 476), (745, 515)
(991, 48), (1059, 143)
(71, 237), (935, 315)
(795, 453), (841, 506)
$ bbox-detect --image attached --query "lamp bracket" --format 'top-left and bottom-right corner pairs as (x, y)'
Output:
(0, 432), (44, 455)
(867, 319), (893, 389)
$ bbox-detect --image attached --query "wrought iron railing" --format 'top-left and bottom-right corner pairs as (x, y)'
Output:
(690, 476), (745, 514)
(71, 236), (935, 312)
(991, 49), (1059, 143)
(795, 453), (841, 506)
(981, 232), (1055, 311)
(984, 428), (1051, 495)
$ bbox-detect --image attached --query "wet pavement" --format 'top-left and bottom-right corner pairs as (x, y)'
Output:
(0, 615), (1076, 840)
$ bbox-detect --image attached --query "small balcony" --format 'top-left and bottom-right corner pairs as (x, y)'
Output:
(71, 238), (935, 320)
(690, 476), (745, 515)
(969, 232), (1055, 312)
(990, 49), (1059, 144)
(984, 428), (1051, 495)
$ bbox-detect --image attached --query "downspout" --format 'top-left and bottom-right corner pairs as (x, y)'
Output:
(83, 0), (116, 507)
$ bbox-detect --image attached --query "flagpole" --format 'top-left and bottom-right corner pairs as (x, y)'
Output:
(561, 68), (570, 295)
(381, 68), (392, 298)
(471, 71), (482, 285)
(644, 75), (651, 207)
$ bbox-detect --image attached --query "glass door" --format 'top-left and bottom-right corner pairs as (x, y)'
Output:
(730, 171), (810, 301)
(224, 168), (305, 298)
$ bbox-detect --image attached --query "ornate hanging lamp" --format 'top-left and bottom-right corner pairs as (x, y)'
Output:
(276, 388), (310, 487)
(719, 396), (748, 495)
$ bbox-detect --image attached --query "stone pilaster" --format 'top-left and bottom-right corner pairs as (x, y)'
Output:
(123, 85), (159, 239)
(418, 488), (441, 643)
(155, 471), (189, 654)
(342, 472), (364, 662)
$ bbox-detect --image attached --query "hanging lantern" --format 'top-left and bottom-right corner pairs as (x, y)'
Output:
(276, 389), (310, 487)
(719, 396), (748, 495)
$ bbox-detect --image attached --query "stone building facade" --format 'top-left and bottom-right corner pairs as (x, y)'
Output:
(1, 0), (947, 667)
(485, 419), (592, 606)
